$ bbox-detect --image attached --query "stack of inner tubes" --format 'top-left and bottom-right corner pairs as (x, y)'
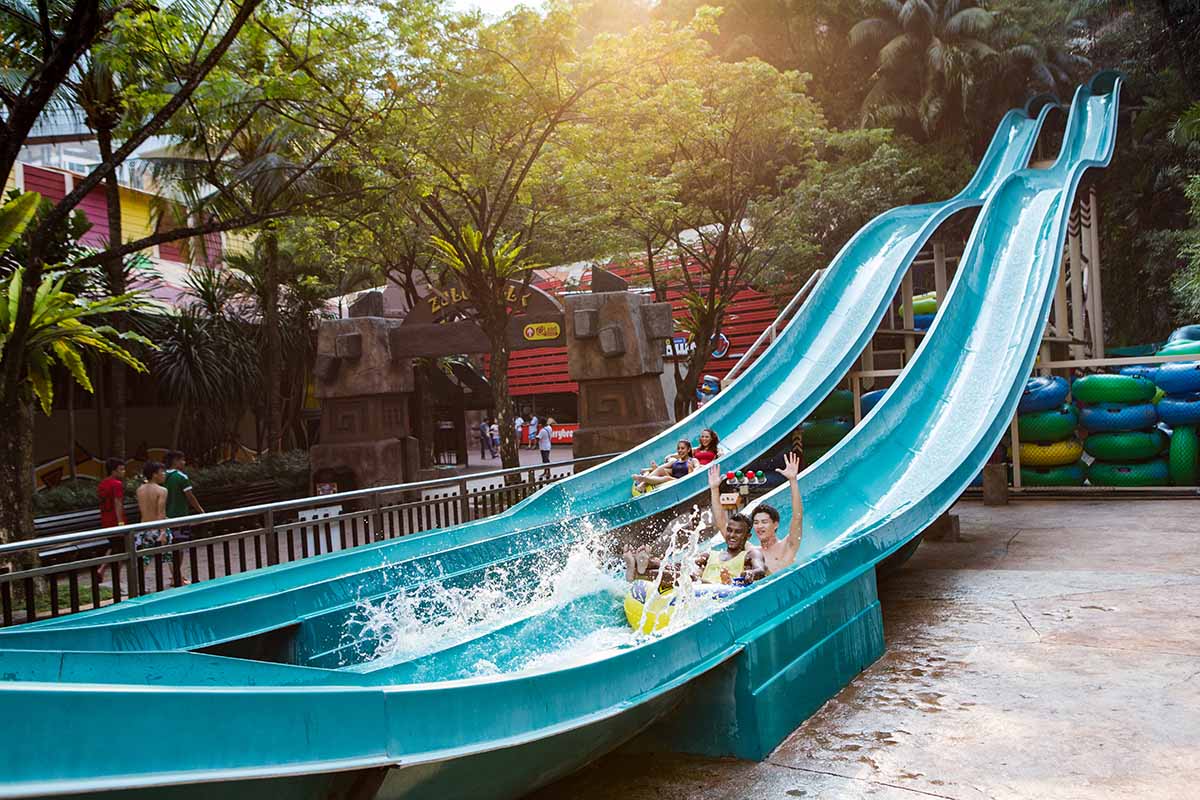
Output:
(897, 291), (938, 331)
(1153, 361), (1200, 486)
(1156, 324), (1200, 357)
(800, 389), (853, 465)
(1017, 376), (1084, 486)
(1074, 373), (1166, 486)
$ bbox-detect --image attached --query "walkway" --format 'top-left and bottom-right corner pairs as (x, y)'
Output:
(528, 498), (1200, 800)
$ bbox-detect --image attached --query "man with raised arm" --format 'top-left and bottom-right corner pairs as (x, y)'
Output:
(707, 452), (803, 574)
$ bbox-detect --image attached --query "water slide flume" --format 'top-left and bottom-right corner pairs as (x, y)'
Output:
(4, 98), (1057, 640)
(0, 86), (1120, 799)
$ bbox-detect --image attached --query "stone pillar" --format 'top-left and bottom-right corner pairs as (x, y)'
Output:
(310, 309), (420, 491)
(567, 291), (674, 457)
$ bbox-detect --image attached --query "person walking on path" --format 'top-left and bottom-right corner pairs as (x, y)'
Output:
(528, 415), (539, 450)
(135, 461), (185, 588)
(95, 457), (126, 582)
(479, 419), (496, 459)
(514, 413), (525, 450)
(164, 451), (203, 583)
(538, 417), (555, 477)
(490, 420), (500, 457)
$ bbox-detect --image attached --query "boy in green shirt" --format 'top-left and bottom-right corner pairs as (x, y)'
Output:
(164, 451), (203, 584)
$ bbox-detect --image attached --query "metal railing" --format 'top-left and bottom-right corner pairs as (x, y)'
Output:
(0, 453), (615, 628)
(723, 269), (823, 387)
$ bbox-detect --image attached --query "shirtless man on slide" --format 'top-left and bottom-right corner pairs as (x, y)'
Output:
(708, 453), (803, 574)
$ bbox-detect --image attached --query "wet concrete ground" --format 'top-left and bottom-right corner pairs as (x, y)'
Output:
(528, 499), (1200, 800)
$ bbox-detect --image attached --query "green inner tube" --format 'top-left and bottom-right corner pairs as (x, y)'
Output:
(1086, 458), (1169, 487)
(1018, 404), (1078, 443)
(800, 418), (851, 447)
(810, 389), (854, 420)
(1021, 461), (1085, 487)
(1169, 425), (1199, 487)
(1158, 340), (1200, 356)
(897, 292), (937, 317)
(1083, 429), (1168, 462)
(1071, 373), (1157, 404)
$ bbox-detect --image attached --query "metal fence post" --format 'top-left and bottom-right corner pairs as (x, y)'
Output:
(125, 531), (140, 598)
(458, 478), (471, 524)
(265, 509), (279, 566)
(372, 491), (385, 541)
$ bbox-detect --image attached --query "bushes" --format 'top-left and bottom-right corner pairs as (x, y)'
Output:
(32, 451), (311, 517)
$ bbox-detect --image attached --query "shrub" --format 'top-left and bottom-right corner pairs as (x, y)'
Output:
(32, 451), (311, 517)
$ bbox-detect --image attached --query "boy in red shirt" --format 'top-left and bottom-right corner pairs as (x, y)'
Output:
(96, 458), (126, 582)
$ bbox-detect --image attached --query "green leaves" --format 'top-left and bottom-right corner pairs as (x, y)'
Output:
(0, 192), (39, 255)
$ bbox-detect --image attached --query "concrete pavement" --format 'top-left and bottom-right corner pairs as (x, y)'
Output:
(528, 498), (1200, 800)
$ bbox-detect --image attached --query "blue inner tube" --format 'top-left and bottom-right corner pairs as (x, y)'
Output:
(1155, 362), (1200, 395)
(860, 389), (888, 417)
(1119, 364), (1159, 381)
(913, 313), (935, 331)
(1079, 402), (1158, 432)
(1157, 393), (1200, 426)
(1167, 324), (1200, 344)
(1019, 376), (1069, 414)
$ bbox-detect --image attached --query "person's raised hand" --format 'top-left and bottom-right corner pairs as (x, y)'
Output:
(777, 451), (801, 482)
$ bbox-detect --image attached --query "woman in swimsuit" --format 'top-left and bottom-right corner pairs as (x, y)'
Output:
(633, 439), (700, 488)
(694, 428), (720, 466)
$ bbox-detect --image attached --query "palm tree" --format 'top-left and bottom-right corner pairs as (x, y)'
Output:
(850, 0), (1001, 140)
(0, 192), (149, 544)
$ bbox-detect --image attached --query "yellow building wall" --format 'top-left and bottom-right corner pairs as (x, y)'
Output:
(118, 186), (155, 246)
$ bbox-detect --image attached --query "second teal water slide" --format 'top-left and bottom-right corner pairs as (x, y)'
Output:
(6, 96), (1056, 635)
(0, 78), (1122, 800)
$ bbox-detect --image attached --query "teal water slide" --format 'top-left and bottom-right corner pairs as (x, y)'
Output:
(0, 75), (1120, 800)
(4, 95), (1054, 637)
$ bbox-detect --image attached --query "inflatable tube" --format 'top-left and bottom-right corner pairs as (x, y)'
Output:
(1079, 402), (1158, 432)
(1119, 364), (1159, 381)
(1158, 393), (1200, 426)
(913, 313), (935, 331)
(624, 580), (676, 633)
(1169, 425), (1199, 486)
(1071, 374), (1156, 404)
(1021, 461), (1085, 487)
(1154, 387), (1165, 404)
(624, 580), (738, 633)
(1167, 324), (1200, 344)
(897, 291), (937, 317)
(810, 389), (854, 420)
(1018, 404), (1078, 443)
(1155, 362), (1200, 395)
(1157, 339), (1200, 357)
(860, 389), (887, 417)
(1086, 459), (1169, 487)
(1020, 438), (1083, 467)
(1018, 376), (1069, 413)
(799, 418), (852, 447)
(1083, 429), (1168, 462)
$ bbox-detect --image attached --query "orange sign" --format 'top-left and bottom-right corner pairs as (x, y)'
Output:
(523, 321), (561, 341)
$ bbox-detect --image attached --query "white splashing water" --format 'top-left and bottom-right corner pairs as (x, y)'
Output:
(345, 506), (735, 678)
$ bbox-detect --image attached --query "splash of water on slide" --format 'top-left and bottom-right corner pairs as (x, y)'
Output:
(346, 507), (735, 678)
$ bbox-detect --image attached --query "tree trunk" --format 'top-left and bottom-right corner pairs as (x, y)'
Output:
(415, 363), (436, 469)
(0, 395), (36, 545)
(67, 379), (77, 482)
(262, 232), (283, 454)
(674, 310), (722, 419)
(97, 128), (128, 459)
(489, 334), (519, 472)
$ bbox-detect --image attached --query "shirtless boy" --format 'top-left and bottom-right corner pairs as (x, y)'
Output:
(135, 461), (186, 586)
(707, 453), (803, 574)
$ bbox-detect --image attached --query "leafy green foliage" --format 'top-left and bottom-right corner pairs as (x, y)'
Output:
(0, 193), (150, 415)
